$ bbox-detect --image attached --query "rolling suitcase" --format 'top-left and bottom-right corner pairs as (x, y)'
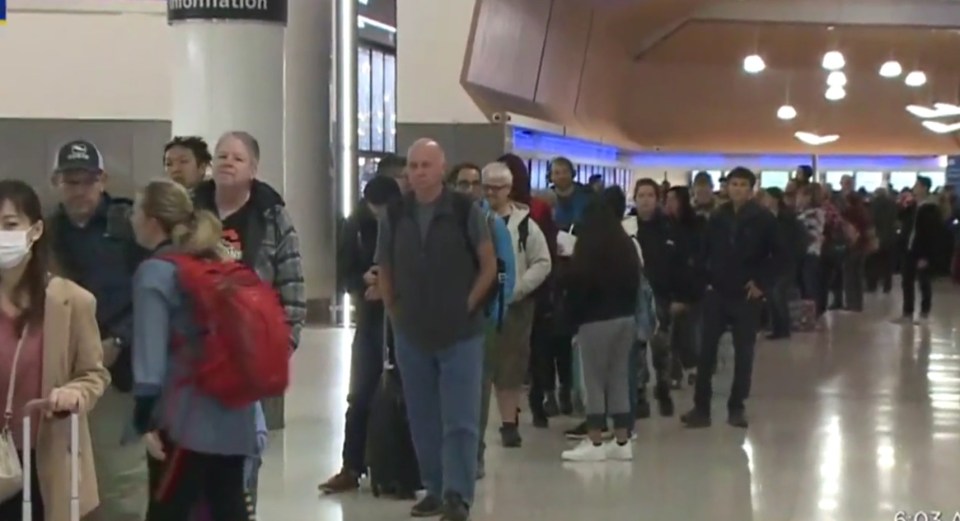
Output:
(364, 318), (421, 499)
(23, 412), (81, 521)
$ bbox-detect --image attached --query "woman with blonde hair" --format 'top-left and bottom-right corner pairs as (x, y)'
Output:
(0, 180), (110, 521)
(130, 179), (260, 521)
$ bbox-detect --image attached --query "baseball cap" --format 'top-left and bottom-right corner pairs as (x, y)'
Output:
(54, 140), (104, 173)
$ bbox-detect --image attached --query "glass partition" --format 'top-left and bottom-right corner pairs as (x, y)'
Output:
(855, 171), (884, 193)
(889, 171), (917, 192)
(760, 171), (790, 189)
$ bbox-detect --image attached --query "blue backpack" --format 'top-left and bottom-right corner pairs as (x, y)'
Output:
(479, 199), (516, 330)
(631, 236), (658, 341)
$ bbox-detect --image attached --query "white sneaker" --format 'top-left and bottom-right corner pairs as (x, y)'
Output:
(606, 441), (634, 461)
(561, 440), (607, 462)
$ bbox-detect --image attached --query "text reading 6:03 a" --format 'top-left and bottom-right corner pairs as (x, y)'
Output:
(895, 512), (960, 521)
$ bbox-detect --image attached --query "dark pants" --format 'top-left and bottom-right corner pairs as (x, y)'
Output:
(637, 300), (672, 390)
(694, 291), (761, 413)
(671, 302), (701, 371)
(529, 315), (572, 397)
(767, 279), (792, 337)
(901, 256), (933, 316)
(147, 437), (249, 521)
(800, 253), (820, 305)
(865, 248), (894, 293)
(842, 252), (865, 311)
(0, 452), (42, 521)
(819, 251), (844, 310)
(342, 305), (385, 474)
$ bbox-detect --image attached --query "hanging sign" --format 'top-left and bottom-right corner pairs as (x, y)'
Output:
(168, 0), (288, 25)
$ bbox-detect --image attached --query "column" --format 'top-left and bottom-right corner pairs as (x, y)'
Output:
(168, 0), (287, 191)
(285, 0), (336, 321)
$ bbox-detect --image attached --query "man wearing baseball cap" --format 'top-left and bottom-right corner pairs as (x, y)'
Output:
(47, 139), (149, 520)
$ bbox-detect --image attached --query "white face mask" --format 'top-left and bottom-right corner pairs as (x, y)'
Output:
(0, 230), (32, 270)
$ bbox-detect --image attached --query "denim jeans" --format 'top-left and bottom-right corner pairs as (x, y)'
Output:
(394, 332), (484, 505)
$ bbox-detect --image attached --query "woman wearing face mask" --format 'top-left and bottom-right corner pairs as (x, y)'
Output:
(191, 131), (305, 431)
(164, 136), (213, 193)
(0, 180), (110, 521)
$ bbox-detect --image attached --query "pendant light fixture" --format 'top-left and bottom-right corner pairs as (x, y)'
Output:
(879, 60), (902, 78)
(743, 54), (765, 74)
(905, 70), (927, 87)
(825, 86), (846, 101)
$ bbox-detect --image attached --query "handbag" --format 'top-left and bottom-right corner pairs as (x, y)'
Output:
(0, 326), (30, 502)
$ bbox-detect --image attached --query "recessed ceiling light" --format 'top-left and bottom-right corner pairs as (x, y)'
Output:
(825, 86), (846, 101)
(777, 105), (797, 120)
(827, 71), (847, 88)
(743, 54), (765, 74)
(922, 120), (960, 134)
(795, 131), (840, 145)
(905, 71), (927, 87)
(879, 61), (902, 78)
(822, 51), (845, 71)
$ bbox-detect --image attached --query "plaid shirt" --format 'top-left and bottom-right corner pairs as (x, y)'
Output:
(253, 204), (306, 351)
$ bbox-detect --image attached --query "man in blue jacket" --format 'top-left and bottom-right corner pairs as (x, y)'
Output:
(681, 167), (784, 430)
(448, 162), (516, 479)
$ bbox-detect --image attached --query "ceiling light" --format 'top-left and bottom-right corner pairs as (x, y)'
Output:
(825, 86), (846, 101)
(879, 60), (902, 78)
(822, 51), (845, 71)
(777, 105), (797, 120)
(939, 155), (949, 168)
(795, 131), (840, 145)
(743, 54), (765, 74)
(905, 71), (927, 87)
(922, 120), (960, 134)
(907, 103), (960, 119)
(827, 71), (847, 88)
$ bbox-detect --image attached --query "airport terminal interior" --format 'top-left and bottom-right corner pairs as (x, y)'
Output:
(3, 0), (960, 520)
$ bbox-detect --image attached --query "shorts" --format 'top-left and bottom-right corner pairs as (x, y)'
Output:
(488, 299), (535, 390)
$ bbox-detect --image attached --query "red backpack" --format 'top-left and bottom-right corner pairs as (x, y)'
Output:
(163, 254), (291, 408)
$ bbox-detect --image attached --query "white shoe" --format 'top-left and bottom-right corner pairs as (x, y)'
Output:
(562, 440), (607, 462)
(606, 441), (634, 461)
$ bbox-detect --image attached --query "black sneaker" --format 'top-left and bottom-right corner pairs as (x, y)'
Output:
(680, 408), (712, 429)
(475, 459), (485, 481)
(411, 494), (444, 517)
(440, 492), (470, 521)
(529, 395), (549, 428)
(499, 424), (522, 448)
(728, 410), (749, 429)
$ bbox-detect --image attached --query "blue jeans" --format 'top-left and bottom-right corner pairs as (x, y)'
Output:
(394, 332), (484, 505)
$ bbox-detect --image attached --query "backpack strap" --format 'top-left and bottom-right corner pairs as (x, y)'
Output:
(631, 235), (646, 268)
(517, 215), (530, 253)
(450, 192), (477, 265)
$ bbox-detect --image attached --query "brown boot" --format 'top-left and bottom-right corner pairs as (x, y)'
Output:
(318, 469), (360, 494)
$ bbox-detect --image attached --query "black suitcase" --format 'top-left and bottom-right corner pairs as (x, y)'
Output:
(364, 319), (421, 499)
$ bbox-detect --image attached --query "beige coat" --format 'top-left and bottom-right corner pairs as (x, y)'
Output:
(35, 277), (110, 521)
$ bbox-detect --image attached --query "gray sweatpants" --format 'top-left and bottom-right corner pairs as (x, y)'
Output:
(576, 316), (635, 431)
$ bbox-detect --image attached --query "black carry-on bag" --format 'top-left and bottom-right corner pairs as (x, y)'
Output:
(364, 318), (421, 499)
(22, 411), (82, 521)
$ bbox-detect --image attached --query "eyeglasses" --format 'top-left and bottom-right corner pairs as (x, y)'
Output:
(455, 180), (481, 190)
(482, 184), (511, 193)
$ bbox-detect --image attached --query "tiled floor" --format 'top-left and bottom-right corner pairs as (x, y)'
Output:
(258, 284), (960, 521)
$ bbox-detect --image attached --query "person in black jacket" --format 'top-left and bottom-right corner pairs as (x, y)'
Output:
(320, 175), (401, 493)
(895, 175), (941, 324)
(664, 186), (706, 385)
(681, 167), (784, 430)
(760, 188), (806, 339)
(626, 179), (686, 416)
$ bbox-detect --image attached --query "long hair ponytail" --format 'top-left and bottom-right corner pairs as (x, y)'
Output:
(140, 179), (227, 259)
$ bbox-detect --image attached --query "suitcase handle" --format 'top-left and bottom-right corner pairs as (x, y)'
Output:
(22, 406), (80, 521)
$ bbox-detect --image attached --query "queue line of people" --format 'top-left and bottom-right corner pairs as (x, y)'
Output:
(0, 132), (305, 521)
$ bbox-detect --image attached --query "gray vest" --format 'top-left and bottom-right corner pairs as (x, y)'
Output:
(388, 191), (484, 351)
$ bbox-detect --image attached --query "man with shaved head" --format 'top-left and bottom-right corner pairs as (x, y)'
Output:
(375, 139), (498, 520)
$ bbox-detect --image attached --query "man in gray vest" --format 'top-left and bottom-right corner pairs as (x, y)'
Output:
(376, 139), (497, 521)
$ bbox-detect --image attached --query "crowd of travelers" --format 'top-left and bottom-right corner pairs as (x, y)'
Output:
(0, 129), (951, 521)
(0, 132), (303, 521)
(324, 141), (955, 521)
